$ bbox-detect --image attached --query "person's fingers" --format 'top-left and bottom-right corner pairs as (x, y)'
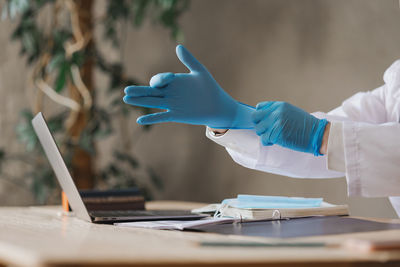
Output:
(137, 112), (172, 125)
(176, 44), (207, 73)
(252, 102), (276, 123)
(252, 109), (269, 124)
(260, 133), (274, 146)
(124, 86), (164, 97)
(149, 72), (175, 88)
(254, 117), (273, 135)
(123, 96), (168, 109)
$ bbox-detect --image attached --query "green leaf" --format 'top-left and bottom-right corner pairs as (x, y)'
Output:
(16, 110), (38, 152)
(3, 0), (187, 205)
(31, 176), (44, 203)
(54, 62), (68, 92)
(1, 3), (10, 20)
(51, 29), (72, 56)
(139, 186), (153, 201)
(20, 109), (33, 120)
(173, 28), (184, 43)
(71, 51), (84, 67)
(21, 31), (35, 53)
(110, 97), (123, 107)
(47, 54), (64, 72)
(114, 150), (139, 169)
(103, 0), (131, 46)
(131, 0), (150, 27)
(47, 112), (66, 133)
(10, 8), (42, 64)
(78, 132), (95, 155)
(94, 129), (112, 139)
(108, 163), (121, 176)
(30, 165), (55, 204)
(147, 167), (164, 190)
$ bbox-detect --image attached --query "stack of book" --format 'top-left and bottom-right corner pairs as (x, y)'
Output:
(192, 195), (349, 220)
(115, 195), (349, 231)
(79, 188), (145, 211)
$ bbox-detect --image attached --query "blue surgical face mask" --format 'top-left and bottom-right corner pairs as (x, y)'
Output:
(221, 195), (323, 209)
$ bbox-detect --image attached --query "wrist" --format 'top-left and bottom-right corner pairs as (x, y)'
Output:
(319, 122), (330, 155)
(210, 128), (228, 135)
(311, 119), (329, 156)
(232, 102), (256, 129)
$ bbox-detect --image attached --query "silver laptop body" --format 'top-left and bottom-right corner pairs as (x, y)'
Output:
(32, 112), (206, 223)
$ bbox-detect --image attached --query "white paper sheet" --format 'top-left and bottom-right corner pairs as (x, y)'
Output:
(114, 217), (235, 230)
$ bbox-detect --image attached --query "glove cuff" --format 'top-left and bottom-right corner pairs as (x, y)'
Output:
(231, 102), (256, 129)
(312, 119), (328, 156)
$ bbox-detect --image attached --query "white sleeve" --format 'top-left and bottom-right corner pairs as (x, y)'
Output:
(207, 60), (400, 194)
(326, 122), (345, 172)
(341, 122), (400, 197)
(327, 121), (400, 216)
(326, 60), (400, 217)
(206, 117), (344, 179)
(326, 60), (400, 198)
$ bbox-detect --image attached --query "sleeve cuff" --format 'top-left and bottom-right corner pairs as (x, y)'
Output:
(207, 128), (228, 137)
(327, 122), (345, 172)
(205, 127), (261, 159)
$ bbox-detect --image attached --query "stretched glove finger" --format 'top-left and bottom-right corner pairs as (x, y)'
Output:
(176, 44), (207, 73)
(124, 86), (164, 97)
(254, 117), (274, 135)
(252, 102), (277, 123)
(137, 112), (172, 125)
(260, 132), (274, 146)
(149, 72), (175, 88)
(123, 96), (168, 109)
(252, 109), (268, 124)
(256, 101), (274, 110)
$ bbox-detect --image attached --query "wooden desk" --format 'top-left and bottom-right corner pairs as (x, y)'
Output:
(0, 201), (400, 267)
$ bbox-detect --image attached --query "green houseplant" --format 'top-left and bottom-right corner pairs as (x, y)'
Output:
(0, 0), (189, 204)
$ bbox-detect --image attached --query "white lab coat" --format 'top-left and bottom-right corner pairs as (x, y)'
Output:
(206, 59), (400, 217)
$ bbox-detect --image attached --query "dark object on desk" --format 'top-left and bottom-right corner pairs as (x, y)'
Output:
(80, 188), (145, 211)
(32, 112), (207, 224)
(187, 216), (400, 238)
(91, 209), (207, 223)
(80, 188), (142, 198)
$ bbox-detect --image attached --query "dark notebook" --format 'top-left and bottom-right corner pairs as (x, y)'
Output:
(186, 216), (400, 238)
(79, 188), (145, 211)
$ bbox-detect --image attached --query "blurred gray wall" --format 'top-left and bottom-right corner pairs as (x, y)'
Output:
(1, 0), (400, 217)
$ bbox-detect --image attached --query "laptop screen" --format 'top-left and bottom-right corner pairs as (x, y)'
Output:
(32, 112), (92, 222)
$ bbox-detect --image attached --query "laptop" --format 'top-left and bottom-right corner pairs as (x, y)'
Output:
(32, 112), (207, 223)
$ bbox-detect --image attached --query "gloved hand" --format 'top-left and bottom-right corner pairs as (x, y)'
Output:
(252, 101), (328, 156)
(123, 45), (255, 129)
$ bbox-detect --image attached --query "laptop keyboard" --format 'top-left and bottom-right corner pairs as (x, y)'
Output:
(89, 209), (194, 218)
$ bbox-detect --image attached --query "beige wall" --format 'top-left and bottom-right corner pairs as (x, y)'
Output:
(0, 0), (399, 217)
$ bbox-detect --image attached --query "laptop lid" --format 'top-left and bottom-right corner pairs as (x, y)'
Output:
(32, 112), (92, 222)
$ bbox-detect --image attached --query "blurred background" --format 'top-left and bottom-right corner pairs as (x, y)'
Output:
(0, 0), (399, 218)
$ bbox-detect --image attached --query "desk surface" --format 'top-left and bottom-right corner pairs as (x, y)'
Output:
(0, 201), (400, 267)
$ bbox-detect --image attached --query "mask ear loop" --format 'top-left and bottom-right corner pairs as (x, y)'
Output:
(272, 209), (281, 220)
(214, 202), (245, 225)
(214, 202), (229, 218)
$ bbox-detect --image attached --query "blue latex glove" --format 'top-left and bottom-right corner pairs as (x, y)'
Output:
(123, 45), (255, 129)
(252, 101), (328, 156)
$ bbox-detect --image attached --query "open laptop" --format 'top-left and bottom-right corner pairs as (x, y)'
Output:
(32, 112), (206, 223)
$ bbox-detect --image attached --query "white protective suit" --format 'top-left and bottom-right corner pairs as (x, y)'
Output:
(206, 59), (400, 217)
